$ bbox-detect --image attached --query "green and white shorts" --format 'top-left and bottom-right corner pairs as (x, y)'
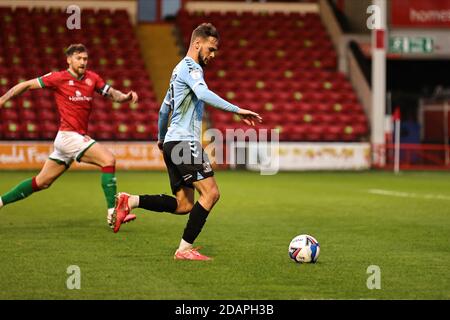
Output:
(49, 131), (96, 167)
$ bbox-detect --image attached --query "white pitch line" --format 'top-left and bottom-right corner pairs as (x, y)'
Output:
(368, 189), (450, 201)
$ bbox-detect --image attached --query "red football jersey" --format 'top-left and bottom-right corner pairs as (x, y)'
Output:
(38, 69), (110, 135)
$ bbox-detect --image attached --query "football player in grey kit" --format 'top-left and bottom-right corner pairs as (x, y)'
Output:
(113, 23), (262, 260)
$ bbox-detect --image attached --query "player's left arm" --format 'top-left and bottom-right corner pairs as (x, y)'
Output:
(94, 73), (138, 104)
(106, 87), (139, 104)
(184, 68), (262, 125)
(194, 85), (262, 126)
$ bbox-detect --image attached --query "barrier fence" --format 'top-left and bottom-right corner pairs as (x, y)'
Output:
(379, 143), (450, 170)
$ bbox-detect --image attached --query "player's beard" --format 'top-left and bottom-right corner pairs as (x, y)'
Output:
(198, 51), (207, 67)
(78, 66), (86, 75)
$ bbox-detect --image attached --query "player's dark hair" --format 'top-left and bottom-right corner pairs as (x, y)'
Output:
(65, 44), (88, 56)
(190, 23), (219, 43)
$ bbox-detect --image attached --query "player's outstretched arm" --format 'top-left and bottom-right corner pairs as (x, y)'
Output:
(236, 108), (263, 126)
(194, 85), (262, 126)
(0, 79), (41, 108)
(107, 87), (138, 104)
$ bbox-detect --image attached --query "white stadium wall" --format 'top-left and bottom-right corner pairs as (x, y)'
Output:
(245, 142), (372, 172)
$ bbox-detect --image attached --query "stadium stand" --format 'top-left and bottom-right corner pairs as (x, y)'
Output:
(0, 6), (159, 141)
(176, 9), (369, 142)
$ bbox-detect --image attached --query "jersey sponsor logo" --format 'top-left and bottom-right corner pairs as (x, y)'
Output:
(69, 89), (92, 102)
(189, 69), (202, 80)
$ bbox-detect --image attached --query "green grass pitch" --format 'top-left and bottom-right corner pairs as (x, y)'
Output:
(0, 170), (449, 299)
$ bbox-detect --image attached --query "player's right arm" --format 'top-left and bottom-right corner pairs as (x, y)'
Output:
(157, 89), (172, 150)
(0, 79), (41, 108)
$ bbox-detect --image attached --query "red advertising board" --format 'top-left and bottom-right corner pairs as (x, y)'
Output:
(0, 142), (222, 170)
(0, 142), (165, 170)
(391, 0), (450, 28)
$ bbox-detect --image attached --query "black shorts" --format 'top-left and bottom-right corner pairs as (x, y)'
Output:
(163, 141), (214, 195)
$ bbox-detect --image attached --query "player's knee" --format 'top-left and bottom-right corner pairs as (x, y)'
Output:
(38, 177), (54, 190)
(99, 156), (115, 168)
(208, 187), (220, 205)
(213, 190), (220, 204)
(175, 198), (194, 214)
(104, 156), (116, 167)
(176, 208), (190, 215)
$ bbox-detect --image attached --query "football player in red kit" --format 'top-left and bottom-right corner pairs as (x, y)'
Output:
(0, 44), (137, 229)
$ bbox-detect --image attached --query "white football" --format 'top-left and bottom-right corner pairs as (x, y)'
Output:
(288, 234), (320, 263)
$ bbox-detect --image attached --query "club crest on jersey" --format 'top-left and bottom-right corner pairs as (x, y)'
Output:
(85, 78), (93, 86)
(190, 69), (202, 80)
(69, 80), (74, 86)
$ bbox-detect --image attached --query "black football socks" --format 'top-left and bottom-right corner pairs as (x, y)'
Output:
(138, 194), (177, 213)
(182, 201), (209, 244)
(138, 196), (210, 244)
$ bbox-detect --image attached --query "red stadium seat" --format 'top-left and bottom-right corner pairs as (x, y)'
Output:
(315, 113), (336, 124)
(114, 123), (133, 140)
(1, 121), (22, 139)
(304, 125), (324, 141)
(89, 122), (114, 140)
(323, 125), (343, 141)
(90, 110), (110, 122)
(22, 121), (40, 140)
(282, 113), (299, 125)
(131, 123), (157, 140)
(336, 113), (353, 125)
(112, 111), (130, 123)
(1, 109), (19, 121)
(353, 123), (369, 135)
(40, 121), (59, 139)
(263, 112), (284, 125)
(291, 125), (310, 141)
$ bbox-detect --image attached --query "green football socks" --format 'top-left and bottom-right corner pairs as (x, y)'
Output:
(101, 166), (117, 209)
(0, 177), (40, 205)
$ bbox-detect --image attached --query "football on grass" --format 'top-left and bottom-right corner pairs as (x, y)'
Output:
(288, 234), (320, 263)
